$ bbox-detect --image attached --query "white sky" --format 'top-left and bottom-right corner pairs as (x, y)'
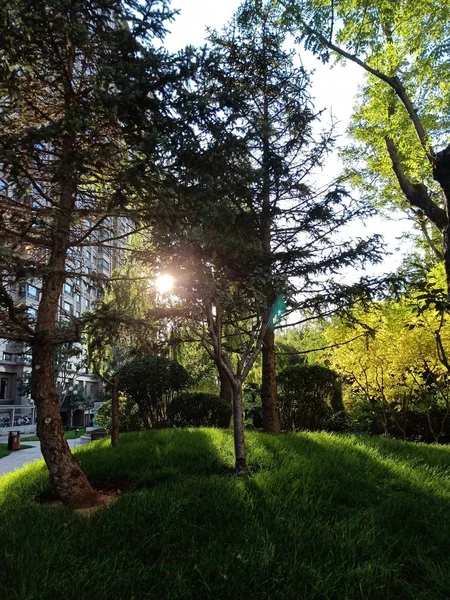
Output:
(164, 1), (413, 277)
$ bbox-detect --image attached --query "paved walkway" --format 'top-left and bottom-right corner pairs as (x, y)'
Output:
(0, 439), (79, 477)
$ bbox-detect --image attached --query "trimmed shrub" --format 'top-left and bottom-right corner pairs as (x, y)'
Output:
(168, 392), (232, 428)
(116, 355), (190, 428)
(278, 364), (343, 432)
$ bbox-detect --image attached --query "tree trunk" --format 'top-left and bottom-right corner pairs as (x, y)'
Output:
(428, 145), (450, 293)
(111, 378), (120, 447)
(218, 362), (232, 428)
(138, 405), (151, 430)
(30, 121), (99, 506)
(261, 328), (280, 433)
(32, 343), (98, 507)
(231, 380), (248, 476)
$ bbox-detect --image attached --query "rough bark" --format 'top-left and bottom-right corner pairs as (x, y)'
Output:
(111, 378), (120, 447)
(231, 381), (248, 476)
(30, 114), (99, 506)
(218, 362), (232, 428)
(385, 137), (447, 229)
(433, 144), (450, 294)
(261, 328), (280, 433)
(32, 343), (98, 507)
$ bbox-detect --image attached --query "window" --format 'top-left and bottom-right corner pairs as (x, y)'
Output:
(63, 301), (73, 315)
(19, 284), (39, 300)
(23, 353), (32, 365)
(97, 258), (110, 271)
(76, 294), (81, 304)
(27, 284), (39, 300)
(0, 377), (9, 399)
(2, 352), (12, 361)
(63, 283), (73, 296)
(76, 311), (81, 318)
(85, 298), (90, 309)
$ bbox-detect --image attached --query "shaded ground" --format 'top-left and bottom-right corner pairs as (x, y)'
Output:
(1, 429), (450, 599)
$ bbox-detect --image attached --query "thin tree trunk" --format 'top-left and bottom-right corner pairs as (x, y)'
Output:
(111, 378), (120, 447)
(218, 362), (232, 428)
(32, 343), (98, 507)
(138, 405), (151, 430)
(261, 328), (280, 433)
(231, 380), (247, 476)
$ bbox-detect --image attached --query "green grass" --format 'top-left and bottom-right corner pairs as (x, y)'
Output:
(1, 429), (450, 600)
(24, 428), (86, 442)
(0, 443), (33, 459)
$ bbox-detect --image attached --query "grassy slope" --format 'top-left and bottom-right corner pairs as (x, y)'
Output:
(1, 429), (450, 600)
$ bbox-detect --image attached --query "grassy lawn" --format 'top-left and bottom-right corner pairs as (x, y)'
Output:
(1, 429), (450, 599)
(24, 428), (86, 442)
(0, 443), (33, 459)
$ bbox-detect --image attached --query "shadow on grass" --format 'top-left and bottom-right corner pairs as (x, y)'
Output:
(1, 429), (450, 600)
(246, 432), (450, 598)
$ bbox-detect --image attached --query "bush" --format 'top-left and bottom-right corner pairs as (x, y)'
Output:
(168, 392), (231, 428)
(95, 396), (143, 433)
(278, 364), (343, 432)
(116, 355), (190, 427)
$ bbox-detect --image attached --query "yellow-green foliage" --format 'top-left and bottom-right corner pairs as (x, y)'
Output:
(324, 265), (450, 406)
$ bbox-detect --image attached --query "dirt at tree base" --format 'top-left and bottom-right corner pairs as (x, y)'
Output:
(37, 476), (134, 513)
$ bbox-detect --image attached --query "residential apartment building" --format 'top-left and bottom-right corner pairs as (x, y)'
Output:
(0, 217), (132, 433)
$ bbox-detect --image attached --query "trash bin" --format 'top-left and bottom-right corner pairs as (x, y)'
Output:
(8, 431), (20, 451)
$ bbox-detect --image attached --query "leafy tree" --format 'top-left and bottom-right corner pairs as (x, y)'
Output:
(324, 266), (450, 440)
(116, 355), (189, 428)
(283, 0), (450, 291)
(86, 260), (160, 446)
(204, 0), (381, 435)
(95, 393), (142, 434)
(0, 0), (178, 506)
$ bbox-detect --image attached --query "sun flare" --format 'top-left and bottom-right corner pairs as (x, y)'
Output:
(155, 273), (174, 294)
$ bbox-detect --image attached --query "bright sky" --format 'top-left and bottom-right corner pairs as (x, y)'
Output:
(165, 1), (412, 277)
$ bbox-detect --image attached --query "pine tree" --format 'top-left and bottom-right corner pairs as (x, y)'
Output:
(146, 2), (381, 471)
(0, 0), (177, 506)
(205, 0), (381, 434)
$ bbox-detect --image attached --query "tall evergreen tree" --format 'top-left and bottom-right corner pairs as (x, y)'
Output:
(0, 0), (178, 506)
(147, 2), (382, 471)
(205, 0), (381, 434)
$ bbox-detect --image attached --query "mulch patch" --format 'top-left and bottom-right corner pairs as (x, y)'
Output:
(37, 476), (134, 512)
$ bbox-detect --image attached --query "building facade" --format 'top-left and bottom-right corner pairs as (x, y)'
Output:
(0, 216), (131, 433)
